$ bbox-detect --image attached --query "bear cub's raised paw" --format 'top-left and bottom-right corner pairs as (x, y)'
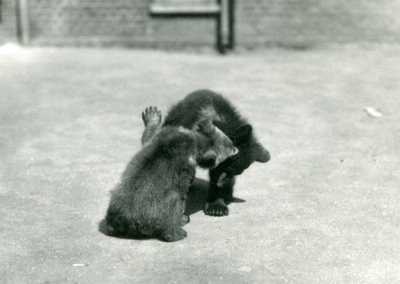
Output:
(142, 106), (162, 127)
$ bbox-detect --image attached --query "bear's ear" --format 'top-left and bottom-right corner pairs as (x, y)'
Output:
(195, 118), (215, 135)
(253, 143), (270, 163)
(198, 149), (217, 168)
(233, 124), (252, 145)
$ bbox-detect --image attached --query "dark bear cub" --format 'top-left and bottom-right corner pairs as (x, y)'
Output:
(102, 112), (237, 242)
(144, 90), (271, 217)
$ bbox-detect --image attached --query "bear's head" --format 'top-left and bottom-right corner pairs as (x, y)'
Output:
(216, 123), (270, 176)
(193, 118), (238, 169)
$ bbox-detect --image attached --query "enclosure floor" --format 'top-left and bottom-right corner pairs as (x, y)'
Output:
(1, 45), (400, 283)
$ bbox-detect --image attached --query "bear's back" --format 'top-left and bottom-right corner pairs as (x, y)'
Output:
(164, 89), (249, 139)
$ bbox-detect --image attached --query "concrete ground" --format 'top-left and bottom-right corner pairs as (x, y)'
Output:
(0, 45), (399, 283)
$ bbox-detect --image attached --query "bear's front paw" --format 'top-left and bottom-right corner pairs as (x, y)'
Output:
(204, 198), (229, 216)
(142, 106), (162, 126)
(182, 214), (190, 225)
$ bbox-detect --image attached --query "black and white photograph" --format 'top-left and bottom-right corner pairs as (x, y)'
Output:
(1, 0), (399, 283)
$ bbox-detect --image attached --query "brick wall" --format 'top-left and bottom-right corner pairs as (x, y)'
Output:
(3, 0), (400, 48)
(29, 0), (216, 47)
(236, 0), (400, 48)
(0, 0), (17, 44)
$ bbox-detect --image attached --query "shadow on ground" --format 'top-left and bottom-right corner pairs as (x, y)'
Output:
(185, 178), (209, 216)
(186, 178), (246, 216)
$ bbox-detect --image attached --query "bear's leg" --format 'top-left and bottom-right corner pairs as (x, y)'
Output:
(181, 195), (190, 225)
(182, 214), (190, 225)
(204, 170), (236, 216)
(159, 191), (187, 242)
(141, 106), (162, 145)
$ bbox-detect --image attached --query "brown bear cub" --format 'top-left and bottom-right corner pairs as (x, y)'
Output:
(102, 108), (238, 242)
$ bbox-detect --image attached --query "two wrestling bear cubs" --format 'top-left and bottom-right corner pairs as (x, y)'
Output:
(102, 90), (270, 242)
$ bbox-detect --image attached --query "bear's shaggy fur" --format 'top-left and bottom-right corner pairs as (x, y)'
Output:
(144, 90), (271, 216)
(102, 118), (237, 242)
